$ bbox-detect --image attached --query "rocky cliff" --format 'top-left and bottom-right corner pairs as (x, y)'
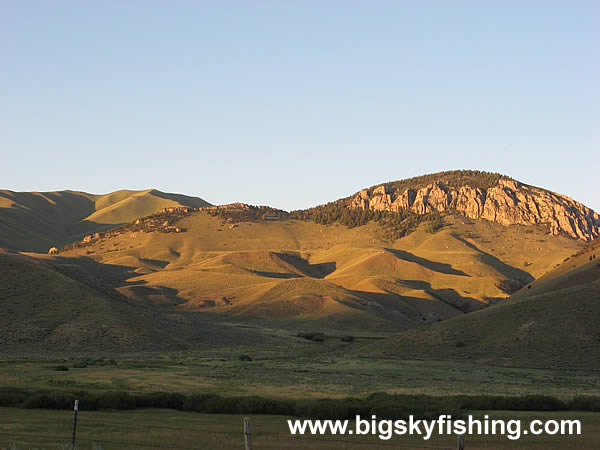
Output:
(350, 177), (600, 241)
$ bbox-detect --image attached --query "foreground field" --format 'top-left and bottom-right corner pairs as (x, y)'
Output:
(0, 408), (598, 449)
(1, 350), (599, 399)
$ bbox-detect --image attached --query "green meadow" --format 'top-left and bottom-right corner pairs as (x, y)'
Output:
(1, 346), (599, 400)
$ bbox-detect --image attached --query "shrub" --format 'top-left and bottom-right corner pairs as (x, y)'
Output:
(239, 355), (252, 361)
(425, 215), (445, 233)
(4, 389), (588, 416)
(0, 388), (30, 407)
(570, 396), (600, 412)
(23, 392), (75, 410)
(495, 279), (524, 294)
(365, 393), (462, 420)
(135, 392), (186, 410)
(341, 336), (354, 342)
(297, 332), (325, 342)
(297, 332), (315, 340)
(236, 396), (295, 415)
(295, 399), (350, 419)
(182, 393), (222, 412)
(92, 391), (136, 410)
(55, 365), (69, 371)
(455, 395), (568, 411)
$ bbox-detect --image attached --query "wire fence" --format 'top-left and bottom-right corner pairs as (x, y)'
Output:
(0, 411), (456, 450)
(0, 431), (453, 450)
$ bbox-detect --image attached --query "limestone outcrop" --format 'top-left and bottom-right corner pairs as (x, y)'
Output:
(350, 178), (600, 241)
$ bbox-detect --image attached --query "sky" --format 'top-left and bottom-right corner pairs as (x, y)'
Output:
(1, 1), (598, 211)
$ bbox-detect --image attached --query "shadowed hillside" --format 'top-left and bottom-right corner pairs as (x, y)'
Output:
(1, 171), (596, 352)
(357, 238), (600, 369)
(0, 250), (269, 353)
(48, 205), (581, 333)
(0, 189), (211, 252)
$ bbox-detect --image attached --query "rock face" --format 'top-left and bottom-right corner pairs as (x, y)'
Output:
(350, 178), (600, 241)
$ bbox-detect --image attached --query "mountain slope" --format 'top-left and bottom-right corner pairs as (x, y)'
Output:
(0, 189), (211, 252)
(357, 238), (600, 369)
(2, 170), (596, 351)
(51, 204), (581, 332)
(0, 250), (267, 352)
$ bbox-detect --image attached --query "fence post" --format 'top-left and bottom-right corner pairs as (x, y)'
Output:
(71, 399), (79, 449)
(457, 433), (464, 450)
(243, 416), (252, 450)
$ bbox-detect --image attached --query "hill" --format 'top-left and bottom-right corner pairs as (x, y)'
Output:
(50, 202), (581, 332)
(0, 249), (266, 353)
(0, 189), (211, 252)
(357, 238), (600, 369)
(296, 170), (600, 241)
(2, 170), (597, 351)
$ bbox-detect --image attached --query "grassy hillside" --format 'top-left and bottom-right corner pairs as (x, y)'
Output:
(358, 238), (600, 369)
(0, 189), (211, 252)
(50, 207), (581, 333)
(1, 173), (592, 353)
(0, 250), (265, 353)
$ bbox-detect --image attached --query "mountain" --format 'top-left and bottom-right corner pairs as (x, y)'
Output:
(0, 189), (211, 252)
(2, 170), (597, 352)
(47, 198), (581, 332)
(357, 238), (600, 369)
(338, 171), (599, 241)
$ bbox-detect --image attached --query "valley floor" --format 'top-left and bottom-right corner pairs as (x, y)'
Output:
(1, 344), (598, 399)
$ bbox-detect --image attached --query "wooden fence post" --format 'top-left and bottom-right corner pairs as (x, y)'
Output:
(243, 416), (252, 450)
(457, 433), (464, 450)
(71, 399), (79, 449)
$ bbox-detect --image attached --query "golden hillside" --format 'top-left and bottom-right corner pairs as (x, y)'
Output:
(0, 189), (211, 252)
(49, 207), (581, 332)
(0, 249), (270, 352)
(357, 238), (600, 369)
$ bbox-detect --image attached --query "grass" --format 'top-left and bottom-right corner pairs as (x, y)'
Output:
(45, 211), (580, 334)
(0, 189), (210, 252)
(358, 236), (600, 370)
(2, 187), (585, 357)
(0, 407), (599, 449)
(1, 351), (598, 400)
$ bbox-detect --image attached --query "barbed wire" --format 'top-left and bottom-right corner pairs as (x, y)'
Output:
(259, 433), (452, 449)
(0, 431), (195, 449)
(70, 418), (453, 448)
(0, 429), (453, 450)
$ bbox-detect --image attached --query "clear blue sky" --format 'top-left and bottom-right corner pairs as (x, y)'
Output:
(1, 1), (598, 211)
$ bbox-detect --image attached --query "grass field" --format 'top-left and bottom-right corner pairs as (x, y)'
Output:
(1, 350), (598, 400)
(0, 407), (598, 449)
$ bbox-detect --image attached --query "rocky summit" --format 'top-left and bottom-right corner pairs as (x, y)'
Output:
(350, 176), (600, 241)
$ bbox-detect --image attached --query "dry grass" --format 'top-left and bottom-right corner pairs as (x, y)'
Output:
(0, 189), (210, 252)
(51, 212), (581, 332)
(359, 238), (600, 369)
